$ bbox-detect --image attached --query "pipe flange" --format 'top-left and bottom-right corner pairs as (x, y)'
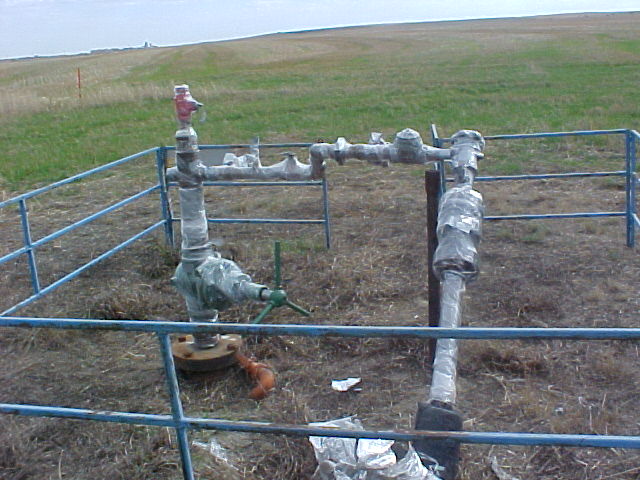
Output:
(172, 334), (243, 372)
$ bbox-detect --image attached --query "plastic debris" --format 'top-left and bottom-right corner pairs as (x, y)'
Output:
(309, 416), (441, 479)
(331, 378), (362, 392)
(489, 456), (521, 480)
(193, 438), (239, 472)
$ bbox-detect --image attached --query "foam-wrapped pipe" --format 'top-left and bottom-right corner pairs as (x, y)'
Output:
(428, 271), (465, 404)
(309, 128), (451, 167)
(171, 86), (270, 348)
(433, 186), (484, 281)
(415, 131), (484, 478)
(166, 151), (325, 182)
(429, 130), (484, 404)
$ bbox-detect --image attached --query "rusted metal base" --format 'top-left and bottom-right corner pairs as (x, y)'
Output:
(172, 334), (243, 372)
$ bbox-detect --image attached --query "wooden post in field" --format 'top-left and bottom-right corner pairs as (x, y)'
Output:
(76, 67), (82, 99)
(425, 169), (441, 365)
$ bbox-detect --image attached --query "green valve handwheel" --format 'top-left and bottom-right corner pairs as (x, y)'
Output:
(252, 241), (311, 324)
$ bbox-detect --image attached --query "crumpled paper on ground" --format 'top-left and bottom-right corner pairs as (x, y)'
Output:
(309, 416), (441, 480)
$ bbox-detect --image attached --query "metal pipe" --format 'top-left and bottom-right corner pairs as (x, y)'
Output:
(158, 332), (195, 480)
(169, 85), (309, 348)
(467, 171), (626, 182)
(438, 129), (628, 144)
(485, 212), (625, 221)
(5, 317), (640, 339)
(418, 130), (485, 479)
(309, 128), (452, 167)
(18, 199), (40, 294)
(2, 402), (639, 449)
(429, 272), (464, 404)
(165, 142), (314, 151)
(155, 147), (175, 249)
(322, 177), (332, 249)
(626, 131), (637, 247)
(169, 180), (324, 187)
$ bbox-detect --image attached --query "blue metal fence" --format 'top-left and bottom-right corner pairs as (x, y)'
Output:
(0, 143), (333, 316)
(0, 129), (638, 479)
(434, 127), (639, 247)
(0, 148), (164, 317)
(2, 316), (640, 480)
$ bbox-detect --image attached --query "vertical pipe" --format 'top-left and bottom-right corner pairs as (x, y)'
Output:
(322, 177), (332, 249)
(429, 272), (465, 404)
(155, 147), (175, 249)
(19, 199), (40, 294)
(274, 241), (282, 288)
(425, 169), (441, 364)
(626, 131), (636, 247)
(157, 333), (195, 480)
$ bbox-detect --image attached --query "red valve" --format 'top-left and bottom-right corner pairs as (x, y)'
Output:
(173, 84), (202, 127)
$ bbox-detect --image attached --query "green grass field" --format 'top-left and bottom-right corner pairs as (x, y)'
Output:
(0, 13), (639, 189)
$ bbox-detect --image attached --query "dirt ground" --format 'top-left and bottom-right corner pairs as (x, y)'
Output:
(0, 138), (639, 480)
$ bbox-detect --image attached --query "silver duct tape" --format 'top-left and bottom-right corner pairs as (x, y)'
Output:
(204, 152), (316, 181)
(178, 187), (209, 252)
(433, 186), (484, 281)
(309, 129), (452, 168)
(429, 272), (465, 405)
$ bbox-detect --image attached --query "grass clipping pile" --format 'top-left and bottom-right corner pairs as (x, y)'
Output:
(1, 153), (639, 480)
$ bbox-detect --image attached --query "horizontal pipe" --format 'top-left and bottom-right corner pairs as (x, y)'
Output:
(439, 129), (628, 144)
(630, 130), (640, 141)
(0, 403), (175, 427)
(485, 212), (625, 221)
(0, 245), (28, 267)
(32, 185), (159, 249)
(168, 181), (323, 187)
(2, 317), (640, 339)
(1, 403), (639, 449)
(464, 171), (625, 182)
(164, 143), (313, 151)
(0, 221), (164, 316)
(0, 147), (159, 210)
(170, 218), (324, 225)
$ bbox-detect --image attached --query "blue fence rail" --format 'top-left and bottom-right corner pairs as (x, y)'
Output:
(2, 316), (640, 480)
(0, 129), (638, 479)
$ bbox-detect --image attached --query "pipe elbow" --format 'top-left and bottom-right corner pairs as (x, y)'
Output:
(235, 352), (276, 400)
(249, 366), (276, 400)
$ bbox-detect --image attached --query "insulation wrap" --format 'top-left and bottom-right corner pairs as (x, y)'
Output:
(433, 185), (484, 282)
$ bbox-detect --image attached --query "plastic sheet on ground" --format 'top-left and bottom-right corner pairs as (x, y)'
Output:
(193, 438), (239, 472)
(331, 378), (362, 392)
(309, 417), (441, 480)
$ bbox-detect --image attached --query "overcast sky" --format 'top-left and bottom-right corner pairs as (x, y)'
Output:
(0, 0), (638, 59)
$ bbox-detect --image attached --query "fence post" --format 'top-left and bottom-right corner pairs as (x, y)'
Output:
(425, 169), (441, 364)
(626, 131), (636, 247)
(322, 177), (332, 249)
(430, 124), (447, 194)
(158, 333), (195, 480)
(18, 199), (41, 294)
(156, 147), (175, 249)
